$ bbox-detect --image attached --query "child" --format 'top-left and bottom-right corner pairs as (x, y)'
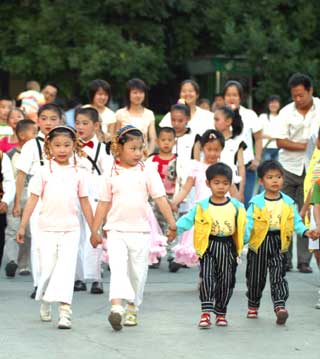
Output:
(214, 106), (246, 201)
(147, 126), (177, 267)
(13, 103), (62, 298)
(169, 163), (246, 328)
(309, 179), (320, 309)
(0, 96), (13, 138)
(90, 125), (176, 331)
(0, 150), (16, 268)
(171, 102), (197, 201)
(3, 120), (37, 277)
(245, 160), (316, 325)
(0, 107), (25, 152)
(171, 130), (238, 266)
(16, 126), (93, 329)
(74, 107), (113, 294)
(116, 78), (157, 154)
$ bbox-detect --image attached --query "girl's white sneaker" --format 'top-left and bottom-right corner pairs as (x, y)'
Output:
(40, 301), (52, 322)
(58, 304), (72, 329)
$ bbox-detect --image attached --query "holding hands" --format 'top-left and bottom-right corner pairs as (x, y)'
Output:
(304, 229), (320, 240)
(166, 226), (177, 242)
(90, 232), (102, 248)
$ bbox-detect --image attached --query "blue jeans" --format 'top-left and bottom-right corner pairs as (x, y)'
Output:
(244, 167), (257, 208)
(262, 148), (279, 161)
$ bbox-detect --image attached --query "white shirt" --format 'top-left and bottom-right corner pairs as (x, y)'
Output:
(239, 106), (261, 165)
(16, 133), (46, 176)
(77, 135), (113, 199)
(159, 106), (214, 136)
(1, 152), (15, 205)
(220, 135), (246, 184)
(260, 113), (279, 149)
(83, 105), (116, 134)
(276, 97), (320, 176)
(173, 129), (196, 189)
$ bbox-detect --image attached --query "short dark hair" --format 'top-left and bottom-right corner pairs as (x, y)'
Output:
(257, 160), (284, 179)
(223, 80), (243, 99)
(44, 82), (59, 93)
(0, 95), (12, 102)
(198, 98), (210, 106)
(288, 73), (313, 91)
(75, 107), (99, 123)
(125, 78), (148, 109)
(88, 79), (111, 105)
(16, 119), (36, 137)
(206, 162), (233, 183)
(38, 103), (63, 119)
(170, 103), (191, 118)
(157, 126), (176, 137)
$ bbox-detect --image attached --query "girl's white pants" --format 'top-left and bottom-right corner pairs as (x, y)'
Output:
(35, 229), (80, 304)
(107, 230), (150, 307)
(29, 201), (41, 287)
(75, 200), (102, 282)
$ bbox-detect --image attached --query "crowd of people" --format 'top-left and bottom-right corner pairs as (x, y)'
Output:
(0, 72), (319, 331)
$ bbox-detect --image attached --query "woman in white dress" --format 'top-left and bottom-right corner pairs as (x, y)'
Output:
(159, 79), (213, 136)
(260, 95), (281, 161)
(85, 79), (116, 139)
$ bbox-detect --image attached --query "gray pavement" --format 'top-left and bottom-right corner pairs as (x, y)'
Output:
(0, 256), (319, 359)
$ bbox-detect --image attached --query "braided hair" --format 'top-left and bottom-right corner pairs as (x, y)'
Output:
(44, 125), (85, 166)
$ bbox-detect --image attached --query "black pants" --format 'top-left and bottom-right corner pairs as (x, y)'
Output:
(199, 236), (237, 315)
(0, 213), (7, 267)
(246, 231), (289, 309)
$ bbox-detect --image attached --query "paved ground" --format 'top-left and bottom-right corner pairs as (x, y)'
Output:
(0, 254), (319, 359)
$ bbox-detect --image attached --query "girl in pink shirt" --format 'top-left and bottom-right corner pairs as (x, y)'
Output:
(17, 126), (93, 330)
(91, 125), (176, 331)
(0, 107), (25, 152)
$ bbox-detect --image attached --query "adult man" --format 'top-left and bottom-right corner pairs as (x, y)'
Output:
(276, 73), (320, 273)
(41, 83), (58, 104)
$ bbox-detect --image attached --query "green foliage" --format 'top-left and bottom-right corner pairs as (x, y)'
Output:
(0, 0), (320, 104)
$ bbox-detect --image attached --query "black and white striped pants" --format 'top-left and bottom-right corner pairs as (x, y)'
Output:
(246, 231), (289, 309)
(199, 236), (237, 315)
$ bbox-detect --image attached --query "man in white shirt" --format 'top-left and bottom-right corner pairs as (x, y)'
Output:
(276, 73), (320, 273)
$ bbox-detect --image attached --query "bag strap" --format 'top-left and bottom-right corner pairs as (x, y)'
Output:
(0, 150), (4, 200)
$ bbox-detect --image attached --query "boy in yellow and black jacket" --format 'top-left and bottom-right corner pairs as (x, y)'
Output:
(245, 160), (317, 325)
(172, 163), (246, 329)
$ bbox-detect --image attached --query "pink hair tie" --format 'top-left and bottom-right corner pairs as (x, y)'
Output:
(177, 98), (186, 105)
(209, 133), (216, 140)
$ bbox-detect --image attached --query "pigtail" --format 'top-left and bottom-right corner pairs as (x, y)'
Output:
(44, 135), (53, 160)
(231, 108), (243, 138)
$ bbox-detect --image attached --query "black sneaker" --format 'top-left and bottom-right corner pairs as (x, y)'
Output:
(149, 257), (161, 269)
(74, 280), (87, 292)
(90, 281), (104, 294)
(5, 261), (18, 277)
(168, 260), (182, 273)
(30, 287), (37, 299)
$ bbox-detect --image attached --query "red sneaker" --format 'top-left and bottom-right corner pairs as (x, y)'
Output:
(198, 312), (211, 329)
(247, 307), (258, 319)
(215, 315), (228, 326)
(275, 307), (288, 325)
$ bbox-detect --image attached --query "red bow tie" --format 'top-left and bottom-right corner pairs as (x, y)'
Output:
(82, 140), (94, 149)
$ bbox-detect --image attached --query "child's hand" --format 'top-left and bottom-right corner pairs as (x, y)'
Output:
(16, 227), (25, 244)
(90, 233), (102, 248)
(0, 201), (8, 214)
(12, 204), (21, 217)
(304, 229), (319, 240)
(166, 227), (177, 242)
(169, 201), (179, 213)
